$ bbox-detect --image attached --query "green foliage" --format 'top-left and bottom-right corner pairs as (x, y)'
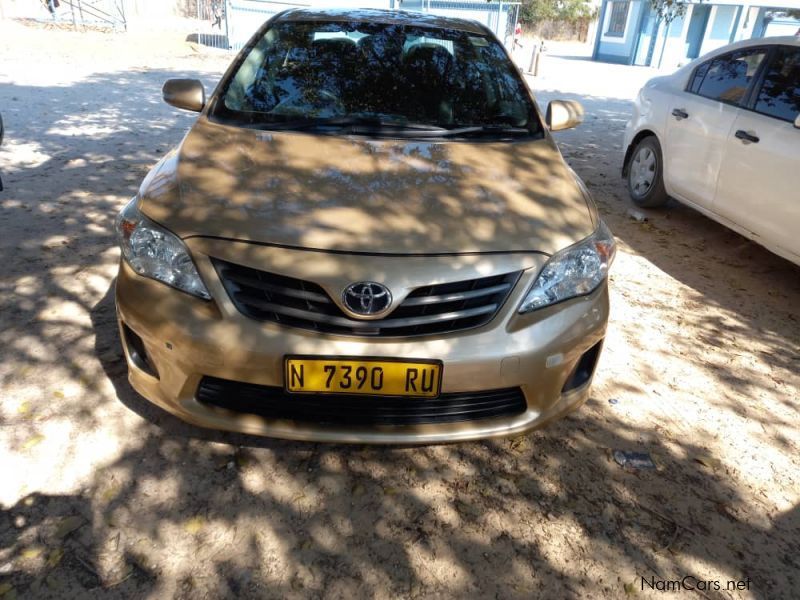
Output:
(648, 2), (796, 27)
(770, 9), (800, 19)
(519, 0), (597, 25)
(649, 0), (693, 25)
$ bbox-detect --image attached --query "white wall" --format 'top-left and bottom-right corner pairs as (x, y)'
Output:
(698, 5), (738, 56)
(657, 11), (692, 69)
(734, 6), (761, 41)
(699, 0), (800, 6)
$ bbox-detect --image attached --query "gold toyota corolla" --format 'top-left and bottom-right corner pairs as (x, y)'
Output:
(114, 8), (615, 443)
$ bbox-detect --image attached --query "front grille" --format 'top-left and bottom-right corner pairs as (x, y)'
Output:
(196, 377), (527, 425)
(212, 258), (521, 337)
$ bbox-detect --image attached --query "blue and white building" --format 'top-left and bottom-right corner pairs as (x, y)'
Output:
(593, 0), (800, 68)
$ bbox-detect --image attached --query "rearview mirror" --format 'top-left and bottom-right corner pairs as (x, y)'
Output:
(795, 114), (800, 129)
(162, 79), (205, 112)
(546, 100), (584, 132)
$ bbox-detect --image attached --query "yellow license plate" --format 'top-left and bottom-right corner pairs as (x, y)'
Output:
(285, 357), (442, 397)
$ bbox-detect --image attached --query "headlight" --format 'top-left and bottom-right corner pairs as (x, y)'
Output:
(115, 197), (211, 300)
(519, 221), (615, 313)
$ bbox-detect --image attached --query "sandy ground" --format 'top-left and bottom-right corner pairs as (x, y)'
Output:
(1, 20), (799, 600)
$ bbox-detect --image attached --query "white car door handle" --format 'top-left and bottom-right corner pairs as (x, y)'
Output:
(735, 130), (760, 144)
(671, 108), (689, 120)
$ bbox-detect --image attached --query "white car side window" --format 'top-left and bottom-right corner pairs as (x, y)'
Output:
(688, 49), (767, 105)
(753, 46), (800, 123)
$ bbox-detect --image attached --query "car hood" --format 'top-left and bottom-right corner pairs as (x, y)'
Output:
(138, 117), (595, 255)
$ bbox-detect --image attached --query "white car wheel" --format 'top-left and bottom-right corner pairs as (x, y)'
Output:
(627, 136), (668, 208)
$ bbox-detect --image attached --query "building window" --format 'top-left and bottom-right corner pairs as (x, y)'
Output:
(606, 1), (630, 37)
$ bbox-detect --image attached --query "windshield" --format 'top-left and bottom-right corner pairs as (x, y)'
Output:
(213, 19), (541, 137)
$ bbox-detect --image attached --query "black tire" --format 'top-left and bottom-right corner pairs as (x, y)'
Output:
(627, 135), (668, 208)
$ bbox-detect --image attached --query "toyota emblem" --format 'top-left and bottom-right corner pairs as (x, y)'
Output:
(343, 282), (392, 316)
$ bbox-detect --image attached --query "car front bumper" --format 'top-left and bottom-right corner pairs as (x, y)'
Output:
(114, 240), (609, 444)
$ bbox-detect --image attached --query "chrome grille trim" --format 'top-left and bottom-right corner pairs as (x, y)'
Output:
(224, 271), (332, 304)
(232, 296), (499, 329)
(401, 283), (512, 306)
(213, 258), (521, 337)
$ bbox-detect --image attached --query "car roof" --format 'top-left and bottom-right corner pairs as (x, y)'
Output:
(701, 35), (800, 58)
(274, 8), (490, 36)
(673, 35), (800, 76)
(730, 35), (800, 49)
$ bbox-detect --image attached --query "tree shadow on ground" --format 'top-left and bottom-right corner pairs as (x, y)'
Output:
(536, 88), (800, 420)
(0, 66), (798, 598)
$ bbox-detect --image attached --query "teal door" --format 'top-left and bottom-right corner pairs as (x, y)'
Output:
(633, 4), (657, 66)
(686, 4), (711, 59)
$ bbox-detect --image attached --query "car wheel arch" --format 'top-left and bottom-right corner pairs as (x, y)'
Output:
(622, 130), (660, 177)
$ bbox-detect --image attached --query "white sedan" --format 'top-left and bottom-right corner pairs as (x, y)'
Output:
(623, 36), (800, 266)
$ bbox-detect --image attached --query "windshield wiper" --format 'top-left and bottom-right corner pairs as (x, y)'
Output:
(245, 117), (531, 138)
(320, 116), (447, 131)
(253, 116), (447, 132)
(437, 124), (532, 138)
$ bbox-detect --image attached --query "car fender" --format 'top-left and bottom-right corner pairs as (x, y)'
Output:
(622, 82), (671, 178)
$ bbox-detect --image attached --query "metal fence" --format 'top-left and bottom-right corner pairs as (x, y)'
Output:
(195, 0), (309, 51)
(8, 0), (127, 30)
(65, 0), (127, 30)
(193, 0), (521, 52)
(421, 0), (521, 46)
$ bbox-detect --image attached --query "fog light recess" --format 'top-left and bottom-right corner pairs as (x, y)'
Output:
(561, 340), (603, 394)
(121, 323), (159, 379)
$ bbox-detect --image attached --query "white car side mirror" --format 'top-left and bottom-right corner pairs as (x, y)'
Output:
(795, 114), (800, 129)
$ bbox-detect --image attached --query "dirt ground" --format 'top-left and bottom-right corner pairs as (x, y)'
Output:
(1, 20), (799, 600)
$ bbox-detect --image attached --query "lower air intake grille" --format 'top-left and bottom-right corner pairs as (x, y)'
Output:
(212, 258), (520, 337)
(196, 377), (527, 426)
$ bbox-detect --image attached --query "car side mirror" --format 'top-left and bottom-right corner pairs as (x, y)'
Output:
(795, 114), (800, 129)
(162, 79), (205, 112)
(546, 100), (584, 132)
